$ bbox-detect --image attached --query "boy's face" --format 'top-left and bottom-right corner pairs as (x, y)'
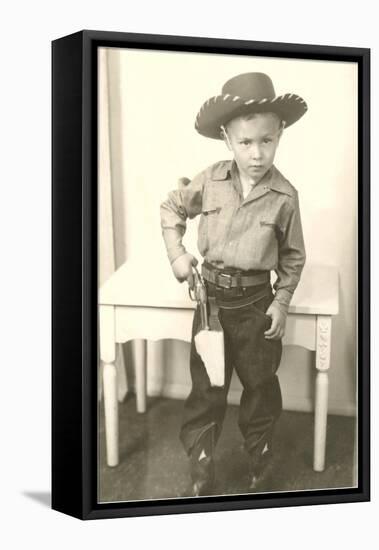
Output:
(223, 112), (282, 183)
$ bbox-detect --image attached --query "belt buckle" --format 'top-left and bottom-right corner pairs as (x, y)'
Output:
(216, 272), (233, 289)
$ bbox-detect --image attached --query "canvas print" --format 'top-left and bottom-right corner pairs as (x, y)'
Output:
(97, 46), (358, 503)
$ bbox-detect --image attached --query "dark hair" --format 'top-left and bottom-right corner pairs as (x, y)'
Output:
(221, 112), (285, 138)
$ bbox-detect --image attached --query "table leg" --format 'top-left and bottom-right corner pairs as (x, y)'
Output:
(116, 343), (128, 402)
(103, 361), (119, 467)
(313, 315), (332, 472)
(99, 305), (118, 467)
(134, 339), (147, 413)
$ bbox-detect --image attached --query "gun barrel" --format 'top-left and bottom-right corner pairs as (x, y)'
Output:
(200, 302), (210, 330)
(193, 270), (210, 330)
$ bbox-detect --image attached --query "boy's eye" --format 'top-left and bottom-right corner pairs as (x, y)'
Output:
(238, 138), (273, 146)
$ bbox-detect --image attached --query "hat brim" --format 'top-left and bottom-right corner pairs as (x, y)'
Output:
(195, 93), (307, 139)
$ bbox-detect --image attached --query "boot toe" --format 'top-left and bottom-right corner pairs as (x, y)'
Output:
(191, 456), (215, 496)
(248, 454), (274, 492)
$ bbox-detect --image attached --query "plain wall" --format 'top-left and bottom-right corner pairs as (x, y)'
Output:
(104, 47), (358, 415)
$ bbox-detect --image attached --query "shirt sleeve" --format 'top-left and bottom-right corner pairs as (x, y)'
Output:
(160, 170), (206, 264)
(272, 191), (306, 314)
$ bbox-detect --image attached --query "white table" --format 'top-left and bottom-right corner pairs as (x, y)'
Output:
(99, 262), (339, 472)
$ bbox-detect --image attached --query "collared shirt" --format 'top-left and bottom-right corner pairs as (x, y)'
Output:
(160, 160), (306, 313)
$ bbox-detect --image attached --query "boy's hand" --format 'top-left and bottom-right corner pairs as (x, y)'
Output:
(171, 253), (198, 289)
(264, 303), (286, 340)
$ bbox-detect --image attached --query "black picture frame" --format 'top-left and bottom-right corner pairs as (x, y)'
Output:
(52, 30), (370, 520)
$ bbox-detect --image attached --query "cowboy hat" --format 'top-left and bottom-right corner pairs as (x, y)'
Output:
(195, 72), (307, 139)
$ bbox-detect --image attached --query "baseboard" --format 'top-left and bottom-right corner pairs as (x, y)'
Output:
(146, 381), (356, 417)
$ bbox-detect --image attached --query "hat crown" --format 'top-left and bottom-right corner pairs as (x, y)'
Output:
(222, 72), (276, 101)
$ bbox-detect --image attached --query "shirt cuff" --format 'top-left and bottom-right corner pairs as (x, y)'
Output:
(272, 288), (293, 315)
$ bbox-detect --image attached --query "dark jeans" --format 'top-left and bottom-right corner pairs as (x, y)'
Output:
(180, 284), (283, 467)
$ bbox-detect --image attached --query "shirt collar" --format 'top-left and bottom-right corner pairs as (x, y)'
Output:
(211, 160), (234, 181)
(211, 160), (294, 198)
(267, 166), (294, 197)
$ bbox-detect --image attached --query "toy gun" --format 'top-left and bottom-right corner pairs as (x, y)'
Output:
(188, 265), (225, 387)
(189, 266), (209, 330)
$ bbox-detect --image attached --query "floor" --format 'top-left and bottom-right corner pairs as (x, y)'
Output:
(98, 396), (356, 503)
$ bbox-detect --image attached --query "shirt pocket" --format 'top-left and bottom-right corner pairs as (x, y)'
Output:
(200, 195), (223, 232)
(199, 182), (233, 253)
(202, 189), (224, 214)
(198, 200), (223, 255)
(202, 206), (222, 216)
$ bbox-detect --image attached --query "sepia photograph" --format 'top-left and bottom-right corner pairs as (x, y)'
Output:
(97, 44), (359, 504)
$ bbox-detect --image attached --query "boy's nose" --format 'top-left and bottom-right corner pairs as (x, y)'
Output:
(250, 145), (262, 159)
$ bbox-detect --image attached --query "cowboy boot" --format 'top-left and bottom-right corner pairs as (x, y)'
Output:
(248, 443), (274, 491)
(190, 424), (216, 496)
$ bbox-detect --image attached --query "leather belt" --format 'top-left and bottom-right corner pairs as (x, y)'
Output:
(201, 263), (270, 289)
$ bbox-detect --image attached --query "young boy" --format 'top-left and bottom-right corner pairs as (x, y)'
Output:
(160, 72), (307, 496)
